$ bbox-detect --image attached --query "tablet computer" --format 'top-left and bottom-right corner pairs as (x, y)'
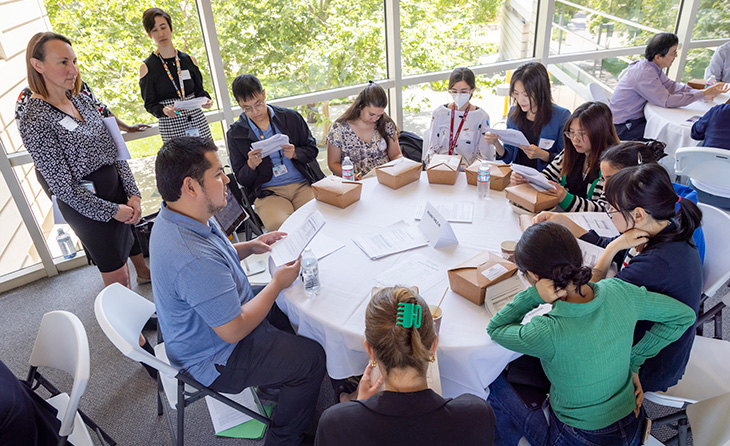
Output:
(214, 187), (250, 237)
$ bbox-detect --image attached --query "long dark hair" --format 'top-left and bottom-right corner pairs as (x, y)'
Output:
(604, 163), (702, 246)
(601, 140), (668, 169)
(562, 102), (620, 178)
(509, 62), (553, 133)
(336, 83), (399, 141)
(514, 222), (592, 293)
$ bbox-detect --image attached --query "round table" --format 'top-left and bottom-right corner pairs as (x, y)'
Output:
(644, 92), (730, 157)
(274, 172), (527, 399)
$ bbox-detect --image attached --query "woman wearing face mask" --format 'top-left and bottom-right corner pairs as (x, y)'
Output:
(511, 102), (619, 212)
(327, 83), (402, 179)
(485, 62), (570, 172)
(139, 7), (213, 143)
(422, 67), (492, 166)
(534, 163), (703, 393)
(487, 221), (695, 446)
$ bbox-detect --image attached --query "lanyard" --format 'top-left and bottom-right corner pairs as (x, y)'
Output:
(448, 106), (470, 155)
(156, 51), (185, 100)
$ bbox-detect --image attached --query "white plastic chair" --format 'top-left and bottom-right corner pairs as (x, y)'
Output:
(675, 147), (730, 198)
(27, 311), (94, 446)
(586, 82), (611, 104)
(695, 203), (730, 338)
(685, 392), (730, 446)
(94, 283), (270, 446)
(645, 336), (730, 445)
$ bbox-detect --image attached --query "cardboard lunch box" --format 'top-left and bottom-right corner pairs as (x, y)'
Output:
(687, 78), (707, 89)
(505, 183), (560, 213)
(465, 161), (512, 190)
(426, 154), (462, 185)
(448, 250), (518, 305)
(375, 158), (422, 189)
(311, 176), (362, 209)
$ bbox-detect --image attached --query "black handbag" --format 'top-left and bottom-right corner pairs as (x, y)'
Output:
(133, 211), (158, 258)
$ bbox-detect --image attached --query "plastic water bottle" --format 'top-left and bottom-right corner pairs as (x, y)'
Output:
(477, 162), (491, 199)
(56, 228), (76, 259)
(342, 156), (355, 181)
(301, 248), (320, 297)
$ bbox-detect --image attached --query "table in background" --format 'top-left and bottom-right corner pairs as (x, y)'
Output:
(644, 92), (730, 157)
(273, 172), (527, 399)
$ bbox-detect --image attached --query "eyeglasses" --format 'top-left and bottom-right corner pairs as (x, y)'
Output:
(242, 101), (266, 114)
(448, 89), (473, 95)
(564, 131), (587, 142)
(605, 204), (620, 219)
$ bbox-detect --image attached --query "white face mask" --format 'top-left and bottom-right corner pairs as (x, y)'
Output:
(451, 92), (471, 109)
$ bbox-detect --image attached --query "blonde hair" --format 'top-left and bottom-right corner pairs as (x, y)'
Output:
(26, 32), (82, 98)
(365, 287), (435, 376)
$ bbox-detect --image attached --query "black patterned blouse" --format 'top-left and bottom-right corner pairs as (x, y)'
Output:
(18, 93), (140, 222)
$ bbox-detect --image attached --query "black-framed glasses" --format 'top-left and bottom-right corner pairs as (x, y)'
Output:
(605, 204), (620, 219)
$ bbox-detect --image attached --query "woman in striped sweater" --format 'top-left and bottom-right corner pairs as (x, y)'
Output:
(511, 102), (619, 212)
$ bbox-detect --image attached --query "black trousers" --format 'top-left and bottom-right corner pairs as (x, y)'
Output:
(209, 302), (326, 446)
(614, 118), (647, 142)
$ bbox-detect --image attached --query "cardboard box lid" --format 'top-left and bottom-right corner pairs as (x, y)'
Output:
(427, 154), (462, 172)
(466, 160), (511, 175)
(448, 251), (518, 287)
(505, 182), (559, 202)
(311, 176), (361, 194)
(375, 158), (422, 175)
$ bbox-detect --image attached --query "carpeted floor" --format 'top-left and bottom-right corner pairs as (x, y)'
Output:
(0, 261), (727, 445)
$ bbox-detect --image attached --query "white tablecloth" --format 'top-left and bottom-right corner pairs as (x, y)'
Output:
(273, 172), (527, 399)
(644, 92), (730, 157)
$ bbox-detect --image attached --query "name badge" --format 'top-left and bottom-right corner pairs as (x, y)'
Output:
(80, 180), (96, 195)
(181, 69), (192, 81)
(185, 128), (200, 137)
(538, 138), (555, 150)
(59, 116), (78, 132)
(272, 164), (288, 177)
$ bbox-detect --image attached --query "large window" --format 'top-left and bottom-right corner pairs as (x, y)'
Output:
(0, 172), (44, 277)
(692, 0), (730, 40)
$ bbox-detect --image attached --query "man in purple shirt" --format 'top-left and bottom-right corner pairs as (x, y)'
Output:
(609, 33), (728, 141)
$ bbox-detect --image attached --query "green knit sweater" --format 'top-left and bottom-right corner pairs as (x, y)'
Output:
(487, 278), (695, 430)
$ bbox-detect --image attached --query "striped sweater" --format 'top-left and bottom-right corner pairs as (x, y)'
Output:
(541, 151), (606, 212)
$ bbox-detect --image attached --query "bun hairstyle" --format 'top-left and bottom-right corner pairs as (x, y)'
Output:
(604, 163), (702, 246)
(514, 222), (593, 293)
(365, 287), (435, 375)
(601, 140), (668, 169)
(336, 82), (399, 142)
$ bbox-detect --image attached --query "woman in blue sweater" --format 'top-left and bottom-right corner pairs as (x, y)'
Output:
(485, 62), (570, 171)
(536, 163), (703, 392)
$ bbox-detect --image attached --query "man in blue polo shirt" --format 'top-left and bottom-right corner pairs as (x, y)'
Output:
(149, 137), (325, 446)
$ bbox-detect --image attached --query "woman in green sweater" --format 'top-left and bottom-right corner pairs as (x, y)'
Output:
(487, 222), (695, 446)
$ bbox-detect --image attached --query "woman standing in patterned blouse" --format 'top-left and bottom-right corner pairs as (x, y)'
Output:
(327, 83), (402, 179)
(19, 32), (143, 288)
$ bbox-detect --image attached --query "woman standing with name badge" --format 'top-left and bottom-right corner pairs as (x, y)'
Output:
(139, 7), (213, 143)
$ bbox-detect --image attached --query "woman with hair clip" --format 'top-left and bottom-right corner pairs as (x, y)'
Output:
(327, 82), (402, 179)
(484, 62), (570, 171)
(487, 222), (695, 446)
(600, 140), (705, 263)
(534, 163), (703, 393)
(423, 67), (492, 165)
(315, 287), (495, 446)
(511, 101), (619, 212)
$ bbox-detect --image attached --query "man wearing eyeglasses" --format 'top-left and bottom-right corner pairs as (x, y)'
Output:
(227, 74), (320, 231)
(609, 32), (728, 141)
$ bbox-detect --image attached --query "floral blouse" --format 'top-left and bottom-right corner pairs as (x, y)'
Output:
(327, 120), (396, 177)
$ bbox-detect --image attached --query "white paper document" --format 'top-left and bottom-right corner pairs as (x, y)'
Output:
(51, 196), (66, 224)
(564, 212), (620, 237)
(374, 253), (444, 292)
(270, 210), (326, 266)
(205, 389), (259, 434)
(414, 201), (474, 223)
(251, 133), (290, 158)
(484, 273), (530, 316)
(509, 163), (556, 191)
(352, 222), (428, 260)
(418, 202), (459, 248)
(308, 232), (345, 260)
(487, 128), (530, 147)
(577, 238), (605, 268)
(173, 97), (209, 110)
(103, 117), (131, 160)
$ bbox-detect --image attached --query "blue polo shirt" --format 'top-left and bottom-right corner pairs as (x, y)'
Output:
(246, 106), (307, 188)
(149, 204), (254, 386)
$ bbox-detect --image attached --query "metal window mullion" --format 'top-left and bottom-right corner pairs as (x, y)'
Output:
(669, 0), (701, 81)
(0, 141), (57, 277)
(535, 0), (555, 62)
(384, 0), (403, 129)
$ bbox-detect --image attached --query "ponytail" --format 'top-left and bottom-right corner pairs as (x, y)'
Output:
(673, 197), (703, 246)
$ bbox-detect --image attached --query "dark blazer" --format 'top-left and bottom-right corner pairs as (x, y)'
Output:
(315, 389), (495, 446)
(227, 105), (319, 201)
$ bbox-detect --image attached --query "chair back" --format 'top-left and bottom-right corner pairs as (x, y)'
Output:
(697, 203), (730, 297)
(662, 336), (730, 403)
(29, 311), (90, 437)
(587, 82), (610, 104)
(675, 147), (730, 194)
(94, 283), (178, 376)
(685, 392), (730, 446)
